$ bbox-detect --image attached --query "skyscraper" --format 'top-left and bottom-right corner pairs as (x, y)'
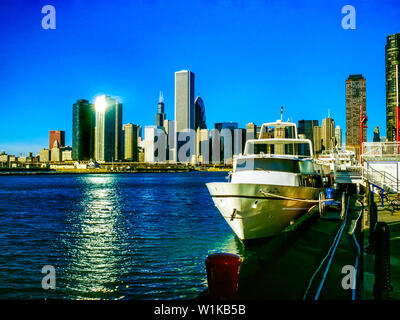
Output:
(386, 33), (400, 141)
(346, 74), (367, 152)
(335, 125), (342, 148)
(94, 95), (123, 162)
(123, 123), (138, 161)
(155, 91), (166, 128)
(215, 122), (238, 164)
(373, 126), (381, 142)
(321, 116), (335, 152)
(298, 120), (319, 154)
(194, 96), (207, 130)
(313, 126), (322, 154)
(49, 130), (65, 150)
(72, 99), (95, 160)
(175, 70), (195, 162)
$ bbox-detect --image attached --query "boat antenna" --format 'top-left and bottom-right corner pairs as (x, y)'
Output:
(280, 106), (283, 122)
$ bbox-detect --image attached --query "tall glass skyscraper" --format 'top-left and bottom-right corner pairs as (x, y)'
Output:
(194, 96), (207, 130)
(72, 99), (95, 160)
(94, 95), (123, 162)
(386, 33), (400, 141)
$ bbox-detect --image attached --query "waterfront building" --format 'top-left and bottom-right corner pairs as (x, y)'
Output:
(335, 125), (342, 148)
(174, 70), (195, 162)
(94, 95), (123, 162)
(346, 74), (367, 154)
(49, 130), (65, 150)
(123, 123), (138, 161)
(39, 148), (51, 162)
(72, 99), (95, 161)
(144, 126), (167, 163)
(51, 140), (61, 162)
(386, 33), (400, 141)
(321, 116), (336, 153)
(155, 91), (166, 128)
(0, 154), (10, 167)
(194, 96), (207, 130)
(61, 148), (73, 161)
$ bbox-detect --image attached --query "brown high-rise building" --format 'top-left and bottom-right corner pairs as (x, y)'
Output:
(346, 74), (366, 154)
(386, 33), (400, 141)
(49, 130), (65, 150)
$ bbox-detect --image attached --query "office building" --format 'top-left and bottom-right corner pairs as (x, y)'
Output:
(49, 130), (65, 150)
(94, 95), (123, 162)
(194, 96), (207, 130)
(164, 119), (175, 161)
(39, 148), (51, 162)
(335, 125), (342, 147)
(298, 120), (318, 155)
(321, 117), (335, 152)
(234, 128), (246, 155)
(197, 128), (210, 164)
(72, 99), (95, 160)
(51, 140), (61, 162)
(123, 123), (138, 161)
(346, 74), (367, 152)
(313, 126), (323, 154)
(373, 126), (381, 142)
(386, 33), (400, 141)
(175, 70), (195, 162)
(215, 122), (238, 164)
(144, 126), (167, 163)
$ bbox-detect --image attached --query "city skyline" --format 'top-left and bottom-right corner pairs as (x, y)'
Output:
(1, 1), (400, 155)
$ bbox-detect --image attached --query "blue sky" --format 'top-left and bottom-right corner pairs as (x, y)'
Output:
(0, 0), (399, 155)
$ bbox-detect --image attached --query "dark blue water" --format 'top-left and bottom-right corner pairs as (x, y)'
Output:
(0, 172), (245, 300)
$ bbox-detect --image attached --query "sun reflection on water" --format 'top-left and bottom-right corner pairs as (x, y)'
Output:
(60, 175), (129, 299)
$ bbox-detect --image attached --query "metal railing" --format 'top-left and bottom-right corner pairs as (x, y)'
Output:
(362, 142), (400, 159)
(362, 162), (399, 193)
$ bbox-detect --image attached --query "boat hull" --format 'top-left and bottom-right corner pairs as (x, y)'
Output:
(206, 183), (322, 240)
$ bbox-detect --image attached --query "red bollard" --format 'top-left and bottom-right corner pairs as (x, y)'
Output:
(205, 253), (242, 300)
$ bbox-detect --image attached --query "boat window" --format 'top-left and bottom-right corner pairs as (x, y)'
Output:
(236, 158), (300, 173)
(259, 125), (296, 139)
(247, 142), (312, 157)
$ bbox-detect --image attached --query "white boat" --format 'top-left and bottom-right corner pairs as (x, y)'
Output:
(206, 120), (324, 241)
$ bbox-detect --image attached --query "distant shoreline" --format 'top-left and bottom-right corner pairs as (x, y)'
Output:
(0, 167), (231, 175)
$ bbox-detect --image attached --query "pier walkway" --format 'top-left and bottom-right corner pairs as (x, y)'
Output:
(237, 196), (363, 300)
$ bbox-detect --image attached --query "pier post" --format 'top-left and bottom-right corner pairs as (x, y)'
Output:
(205, 253), (242, 300)
(367, 202), (378, 253)
(373, 222), (393, 300)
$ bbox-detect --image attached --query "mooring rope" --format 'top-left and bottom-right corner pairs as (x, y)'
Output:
(259, 189), (333, 203)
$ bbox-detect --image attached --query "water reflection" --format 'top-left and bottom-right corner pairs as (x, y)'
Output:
(60, 175), (129, 299)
